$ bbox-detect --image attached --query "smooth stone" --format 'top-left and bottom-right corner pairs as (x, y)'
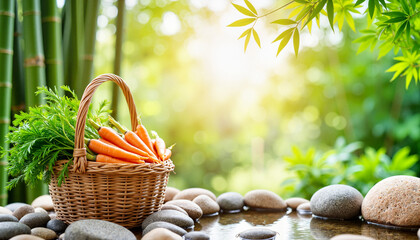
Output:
(362, 175), (420, 227)
(31, 227), (57, 240)
(311, 184), (363, 220)
(141, 228), (182, 240)
(65, 219), (136, 240)
(165, 200), (203, 220)
(142, 221), (187, 236)
(161, 204), (188, 216)
(46, 219), (67, 234)
(49, 213), (57, 220)
(237, 228), (277, 239)
(173, 188), (217, 201)
(193, 195), (220, 215)
(0, 214), (18, 222)
(330, 234), (375, 240)
(217, 192), (244, 211)
(31, 195), (54, 211)
(0, 222), (31, 240)
(0, 206), (13, 215)
(13, 205), (35, 220)
(141, 210), (194, 229)
(5, 203), (29, 212)
(244, 189), (287, 211)
(59, 233), (65, 240)
(165, 187), (180, 202)
(19, 212), (50, 229)
(285, 197), (309, 210)
(297, 203), (312, 215)
(34, 208), (48, 214)
(418, 228), (420, 239)
(9, 234), (44, 240)
(183, 231), (210, 240)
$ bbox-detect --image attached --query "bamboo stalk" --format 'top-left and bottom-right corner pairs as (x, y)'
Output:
(111, 0), (126, 118)
(41, 0), (64, 91)
(22, 0), (48, 202)
(81, 0), (100, 88)
(0, 0), (15, 206)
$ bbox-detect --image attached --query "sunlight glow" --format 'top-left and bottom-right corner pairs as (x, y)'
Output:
(160, 12), (181, 36)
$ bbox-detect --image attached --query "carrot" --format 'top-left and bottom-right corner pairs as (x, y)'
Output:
(87, 139), (143, 162)
(89, 119), (149, 157)
(98, 138), (117, 147)
(163, 144), (175, 161)
(151, 131), (166, 161)
(96, 154), (143, 164)
(136, 116), (154, 152)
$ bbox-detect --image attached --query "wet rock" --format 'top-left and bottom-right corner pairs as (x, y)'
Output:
(237, 228), (277, 239)
(142, 221), (187, 236)
(165, 187), (180, 202)
(13, 205), (35, 220)
(362, 175), (420, 227)
(31, 227), (57, 240)
(161, 204), (188, 216)
(5, 203), (29, 213)
(141, 210), (194, 229)
(165, 200), (203, 220)
(0, 206), (13, 215)
(183, 231), (210, 240)
(0, 222), (31, 240)
(65, 219), (136, 240)
(217, 192), (244, 212)
(46, 219), (67, 234)
(141, 228), (182, 240)
(31, 195), (54, 211)
(173, 188), (217, 201)
(19, 212), (50, 228)
(9, 235), (44, 240)
(193, 195), (220, 215)
(285, 197), (309, 210)
(311, 184), (363, 220)
(297, 203), (312, 215)
(330, 234), (375, 240)
(0, 214), (18, 222)
(244, 189), (287, 211)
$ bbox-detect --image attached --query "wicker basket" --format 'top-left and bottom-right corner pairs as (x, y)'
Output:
(49, 74), (175, 228)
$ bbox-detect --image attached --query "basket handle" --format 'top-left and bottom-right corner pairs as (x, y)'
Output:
(73, 74), (138, 173)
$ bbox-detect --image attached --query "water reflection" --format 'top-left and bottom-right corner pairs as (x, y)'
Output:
(310, 217), (362, 239)
(242, 210), (286, 226)
(361, 223), (418, 240)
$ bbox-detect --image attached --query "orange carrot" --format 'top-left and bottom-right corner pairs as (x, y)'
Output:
(98, 138), (117, 147)
(151, 131), (166, 161)
(96, 154), (142, 164)
(87, 139), (143, 162)
(136, 116), (155, 153)
(163, 144), (175, 161)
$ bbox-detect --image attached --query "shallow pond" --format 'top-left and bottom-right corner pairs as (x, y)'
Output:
(133, 210), (418, 239)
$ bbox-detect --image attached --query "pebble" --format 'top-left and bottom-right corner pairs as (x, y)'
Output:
(142, 221), (187, 236)
(217, 192), (244, 212)
(13, 205), (35, 220)
(161, 204), (189, 216)
(31, 195), (54, 211)
(183, 231), (210, 240)
(0, 206), (13, 215)
(9, 235), (44, 240)
(141, 228), (182, 240)
(46, 219), (67, 234)
(173, 188), (217, 201)
(297, 203), (312, 215)
(330, 234), (375, 240)
(19, 212), (50, 229)
(0, 222), (31, 240)
(165, 187), (181, 202)
(31, 227), (57, 240)
(5, 203), (29, 212)
(362, 175), (420, 227)
(418, 228), (420, 239)
(0, 214), (18, 222)
(285, 197), (309, 210)
(244, 189), (287, 211)
(165, 200), (203, 220)
(237, 228), (277, 239)
(65, 219), (136, 240)
(34, 208), (48, 214)
(310, 184), (363, 220)
(193, 195), (220, 215)
(49, 213), (57, 220)
(141, 210), (194, 229)
(59, 233), (65, 240)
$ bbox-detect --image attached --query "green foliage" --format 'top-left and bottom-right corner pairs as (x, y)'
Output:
(3, 86), (109, 189)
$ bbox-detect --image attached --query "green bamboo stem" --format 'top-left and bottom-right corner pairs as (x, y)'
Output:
(111, 0), (126, 118)
(81, 0), (100, 88)
(41, 0), (64, 92)
(22, 0), (48, 202)
(0, 0), (15, 206)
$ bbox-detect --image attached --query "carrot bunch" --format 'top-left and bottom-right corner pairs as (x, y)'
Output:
(86, 116), (174, 165)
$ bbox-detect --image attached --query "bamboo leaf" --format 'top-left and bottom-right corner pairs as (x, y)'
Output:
(393, 21), (407, 42)
(327, 0), (334, 30)
(244, 0), (258, 15)
(293, 28), (300, 57)
(354, 0), (365, 6)
(232, 3), (256, 17)
(244, 31), (251, 52)
(227, 18), (256, 27)
(382, 11), (407, 18)
(272, 19), (297, 25)
(378, 0), (387, 8)
(294, 0), (308, 3)
(384, 16), (407, 23)
(405, 21), (410, 40)
(377, 41), (393, 59)
(344, 11), (356, 31)
(303, 0), (327, 27)
(238, 28), (252, 39)
(368, 0), (375, 18)
(252, 29), (261, 48)
(296, 7), (311, 21)
(410, 0), (416, 10)
(400, 0), (410, 14)
(272, 28), (295, 43)
(276, 30), (293, 56)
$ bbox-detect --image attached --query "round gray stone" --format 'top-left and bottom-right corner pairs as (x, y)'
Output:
(65, 219), (136, 240)
(13, 205), (35, 220)
(173, 188), (217, 201)
(183, 231), (210, 240)
(31, 227), (57, 240)
(0, 214), (18, 222)
(161, 204), (188, 216)
(5, 203), (29, 212)
(142, 210), (194, 229)
(19, 212), (50, 228)
(142, 221), (187, 236)
(0, 207), (13, 215)
(310, 184), (363, 220)
(237, 228), (277, 239)
(165, 200), (203, 220)
(0, 222), (31, 240)
(31, 195), (54, 211)
(193, 195), (220, 215)
(9, 234), (44, 240)
(46, 219), (67, 234)
(244, 190), (287, 211)
(217, 192), (244, 211)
